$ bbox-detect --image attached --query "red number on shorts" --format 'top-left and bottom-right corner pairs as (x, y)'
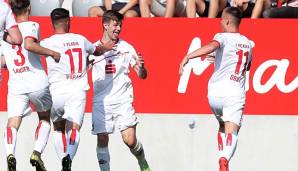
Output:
(65, 48), (83, 73)
(12, 45), (26, 66)
(235, 50), (249, 75)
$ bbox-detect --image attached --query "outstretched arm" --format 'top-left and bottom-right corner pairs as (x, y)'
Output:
(179, 41), (219, 75)
(26, 38), (61, 62)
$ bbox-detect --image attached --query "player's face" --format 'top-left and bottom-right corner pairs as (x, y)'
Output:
(105, 20), (122, 41)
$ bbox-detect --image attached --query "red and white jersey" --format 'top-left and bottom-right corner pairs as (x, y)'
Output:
(91, 39), (137, 105)
(208, 32), (253, 97)
(41, 33), (95, 94)
(2, 21), (49, 94)
(0, 1), (17, 40)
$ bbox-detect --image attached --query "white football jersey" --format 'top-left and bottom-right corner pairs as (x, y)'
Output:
(2, 21), (49, 94)
(91, 39), (137, 105)
(41, 33), (95, 94)
(0, 1), (17, 40)
(208, 33), (253, 97)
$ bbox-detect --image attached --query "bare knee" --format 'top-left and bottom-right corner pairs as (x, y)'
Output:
(97, 134), (109, 147)
(7, 116), (22, 129)
(124, 10), (139, 17)
(121, 127), (137, 147)
(88, 6), (102, 17)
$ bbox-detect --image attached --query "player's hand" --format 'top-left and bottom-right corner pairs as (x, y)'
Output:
(87, 55), (95, 67)
(51, 51), (61, 63)
(179, 56), (189, 75)
(206, 52), (215, 63)
(135, 53), (145, 69)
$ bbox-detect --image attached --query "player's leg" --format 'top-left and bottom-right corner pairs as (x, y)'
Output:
(97, 133), (110, 171)
(4, 93), (29, 171)
(139, 0), (153, 17)
(51, 93), (67, 162)
(28, 88), (52, 171)
(118, 102), (150, 171)
(219, 96), (245, 171)
(5, 116), (22, 171)
(92, 102), (114, 171)
(53, 120), (67, 160)
(121, 126), (150, 171)
(61, 91), (86, 170)
(208, 96), (231, 171)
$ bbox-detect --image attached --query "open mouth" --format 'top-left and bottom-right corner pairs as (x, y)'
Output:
(113, 31), (120, 37)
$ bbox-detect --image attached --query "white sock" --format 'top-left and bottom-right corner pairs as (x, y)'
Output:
(67, 128), (80, 160)
(223, 133), (238, 161)
(4, 127), (17, 157)
(34, 121), (51, 153)
(217, 132), (225, 159)
(53, 130), (67, 160)
(130, 140), (146, 162)
(96, 146), (110, 171)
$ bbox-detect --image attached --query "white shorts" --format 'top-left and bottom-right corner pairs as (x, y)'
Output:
(51, 91), (86, 126)
(92, 101), (138, 135)
(208, 96), (245, 126)
(7, 87), (52, 118)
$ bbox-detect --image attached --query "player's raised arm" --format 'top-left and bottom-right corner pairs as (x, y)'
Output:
(133, 53), (147, 79)
(26, 38), (61, 62)
(179, 41), (220, 75)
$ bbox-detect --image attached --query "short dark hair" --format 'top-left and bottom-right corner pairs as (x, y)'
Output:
(50, 8), (70, 23)
(102, 10), (124, 24)
(224, 7), (242, 25)
(9, 0), (30, 16)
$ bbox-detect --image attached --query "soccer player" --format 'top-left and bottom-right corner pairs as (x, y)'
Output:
(41, 8), (114, 171)
(90, 10), (150, 171)
(179, 7), (253, 171)
(2, 0), (61, 171)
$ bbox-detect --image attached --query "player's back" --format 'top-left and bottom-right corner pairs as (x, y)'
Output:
(208, 32), (253, 97)
(2, 21), (48, 94)
(41, 33), (95, 93)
